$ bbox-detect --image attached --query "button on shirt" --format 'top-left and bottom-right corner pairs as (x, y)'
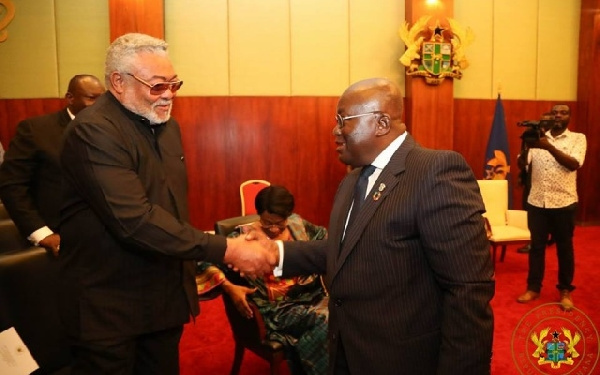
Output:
(527, 129), (586, 209)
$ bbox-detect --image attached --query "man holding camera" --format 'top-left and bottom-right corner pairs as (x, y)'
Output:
(516, 112), (554, 254)
(516, 104), (587, 311)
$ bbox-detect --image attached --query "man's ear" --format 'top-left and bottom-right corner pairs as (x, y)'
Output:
(375, 114), (391, 136)
(110, 72), (125, 94)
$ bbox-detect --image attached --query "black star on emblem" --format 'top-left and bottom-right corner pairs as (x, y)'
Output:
(429, 21), (447, 41)
(552, 330), (561, 340)
(434, 25), (446, 37)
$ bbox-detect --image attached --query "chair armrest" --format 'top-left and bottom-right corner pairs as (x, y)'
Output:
(507, 210), (528, 230)
(221, 292), (283, 352)
(482, 216), (492, 239)
(249, 302), (269, 342)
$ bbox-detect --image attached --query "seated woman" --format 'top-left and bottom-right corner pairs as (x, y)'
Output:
(197, 185), (328, 375)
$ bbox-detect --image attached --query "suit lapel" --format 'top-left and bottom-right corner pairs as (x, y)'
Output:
(332, 134), (417, 278)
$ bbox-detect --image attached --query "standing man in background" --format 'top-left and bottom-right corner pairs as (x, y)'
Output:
(59, 33), (275, 375)
(516, 112), (555, 254)
(516, 104), (586, 311)
(271, 77), (494, 374)
(0, 74), (105, 256)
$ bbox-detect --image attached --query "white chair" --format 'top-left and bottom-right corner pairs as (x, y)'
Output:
(477, 179), (530, 267)
(239, 180), (270, 216)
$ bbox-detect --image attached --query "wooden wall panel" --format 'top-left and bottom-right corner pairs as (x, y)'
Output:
(576, 0), (600, 225)
(0, 96), (596, 229)
(108, 0), (164, 41)
(170, 96), (346, 230)
(0, 99), (63, 142)
(404, 0), (454, 151)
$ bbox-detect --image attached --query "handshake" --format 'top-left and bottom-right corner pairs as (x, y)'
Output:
(222, 228), (280, 278)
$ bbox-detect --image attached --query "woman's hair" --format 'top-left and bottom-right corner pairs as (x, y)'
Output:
(254, 185), (295, 218)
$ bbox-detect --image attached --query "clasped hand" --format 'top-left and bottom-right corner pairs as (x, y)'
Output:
(223, 228), (279, 278)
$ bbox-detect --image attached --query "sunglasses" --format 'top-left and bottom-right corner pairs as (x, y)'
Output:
(126, 73), (183, 95)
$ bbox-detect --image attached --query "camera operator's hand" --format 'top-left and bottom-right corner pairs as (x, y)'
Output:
(530, 136), (581, 171)
(527, 136), (551, 150)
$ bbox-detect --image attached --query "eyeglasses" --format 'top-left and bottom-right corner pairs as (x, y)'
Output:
(259, 218), (287, 231)
(126, 73), (183, 95)
(335, 111), (381, 129)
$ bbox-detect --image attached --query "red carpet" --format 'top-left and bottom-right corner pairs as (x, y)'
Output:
(180, 226), (600, 375)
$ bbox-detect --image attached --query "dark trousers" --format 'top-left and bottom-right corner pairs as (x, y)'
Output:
(527, 203), (577, 293)
(70, 325), (184, 375)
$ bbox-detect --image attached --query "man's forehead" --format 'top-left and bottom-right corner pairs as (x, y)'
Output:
(552, 105), (570, 112)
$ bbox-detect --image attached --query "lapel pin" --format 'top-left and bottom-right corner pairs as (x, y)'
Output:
(373, 183), (385, 201)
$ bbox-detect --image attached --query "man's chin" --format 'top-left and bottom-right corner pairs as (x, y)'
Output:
(149, 111), (171, 124)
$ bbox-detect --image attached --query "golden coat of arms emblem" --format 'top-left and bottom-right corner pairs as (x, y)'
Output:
(399, 16), (474, 85)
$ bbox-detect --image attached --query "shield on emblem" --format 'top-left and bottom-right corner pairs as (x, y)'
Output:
(546, 341), (566, 363)
(421, 42), (452, 75)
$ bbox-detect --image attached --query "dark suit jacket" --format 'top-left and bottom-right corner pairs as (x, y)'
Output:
(0, 108), (70, 237)
(59, 92), (227, 341)
(284, 135), (495, 375)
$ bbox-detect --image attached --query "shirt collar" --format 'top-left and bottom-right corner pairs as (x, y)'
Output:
(546, 128), (571, 140)
(370, 131), (408, 170)
(67, 107), (75, 120)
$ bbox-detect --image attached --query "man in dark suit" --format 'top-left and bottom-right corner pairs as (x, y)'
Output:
(0, 74), (105, 256)
(274, 78), (495, 374)
(59, 33), (275, 375)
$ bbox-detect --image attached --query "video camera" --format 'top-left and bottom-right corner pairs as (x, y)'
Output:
(517, 119), (554, 143)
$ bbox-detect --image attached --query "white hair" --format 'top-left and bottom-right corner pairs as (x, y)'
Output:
(104, 33), (168, 86)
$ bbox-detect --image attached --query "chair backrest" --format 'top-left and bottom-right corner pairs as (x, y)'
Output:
(477, 179), (508, 226)
(240, 180), (270, 216)
(214, 214), (260, 236)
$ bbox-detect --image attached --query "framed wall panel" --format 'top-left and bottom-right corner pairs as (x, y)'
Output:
(55, 0), (109, 94)
(290, 0), (348, 95)
(229, 0), (291, 95)
(453, 0), (494, 99)
(492, 0), (538, 99)
(349, 0), (406, 90)
(165, 0), (230, 96)
(0, 0), (58, 98)
(536, 0), (580, 100)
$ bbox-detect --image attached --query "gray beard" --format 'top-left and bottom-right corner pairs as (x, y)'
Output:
(121, 90), (172, 124)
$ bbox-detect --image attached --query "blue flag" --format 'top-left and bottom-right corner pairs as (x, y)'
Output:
(484, 94), (512, 207)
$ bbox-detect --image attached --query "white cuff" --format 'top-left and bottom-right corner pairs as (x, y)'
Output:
(28, 226), (53, 246)
(273, 240), (284, 277)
